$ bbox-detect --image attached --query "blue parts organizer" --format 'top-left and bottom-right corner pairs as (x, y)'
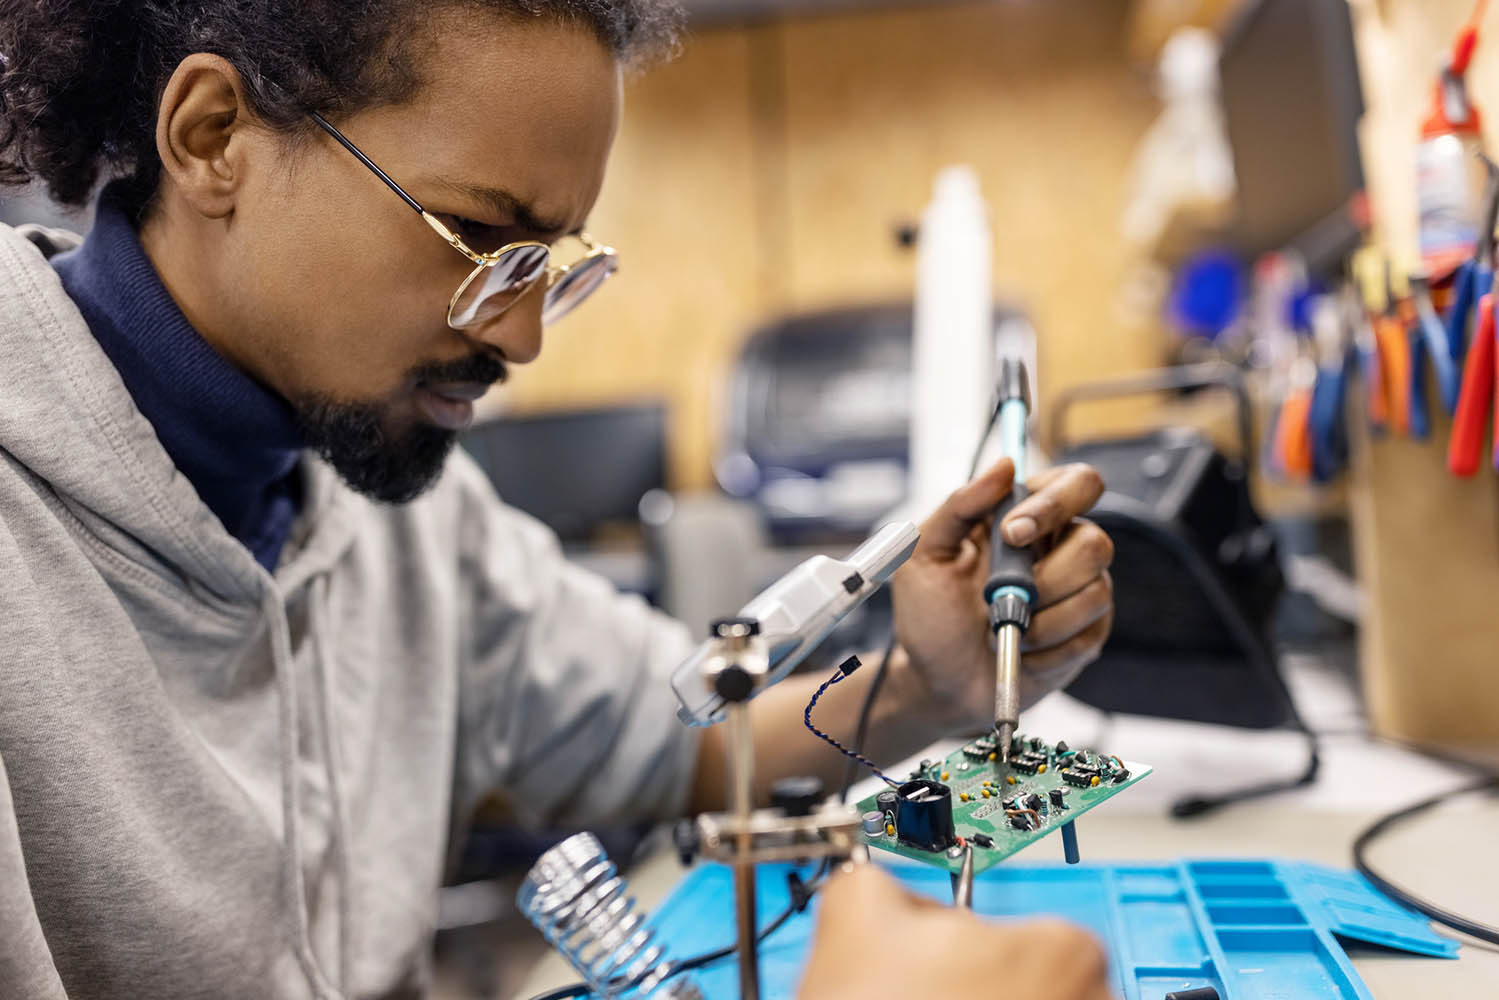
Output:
(644, 859), (1457, 999)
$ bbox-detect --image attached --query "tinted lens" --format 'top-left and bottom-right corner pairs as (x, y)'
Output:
(542, 251), (618, 325)
(447, 243), (550, 329)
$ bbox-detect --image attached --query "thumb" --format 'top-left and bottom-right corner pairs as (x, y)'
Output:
(918, 459), (1016, 558)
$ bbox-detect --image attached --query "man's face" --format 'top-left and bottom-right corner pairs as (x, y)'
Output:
(193, 13), (621, 501)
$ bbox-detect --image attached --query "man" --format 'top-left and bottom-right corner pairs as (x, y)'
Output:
(0, 2), (1116, 997)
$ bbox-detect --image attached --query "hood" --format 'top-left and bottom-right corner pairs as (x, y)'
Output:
(0, 222), (354, 603)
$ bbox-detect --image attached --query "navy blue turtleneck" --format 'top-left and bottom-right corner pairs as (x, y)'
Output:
(52, 188), (304, 572)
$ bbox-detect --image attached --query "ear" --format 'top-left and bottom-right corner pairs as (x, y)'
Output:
(154, 54), (259, 219)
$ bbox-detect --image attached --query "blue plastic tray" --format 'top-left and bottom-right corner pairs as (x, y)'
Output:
(643, 859), (1457, 999)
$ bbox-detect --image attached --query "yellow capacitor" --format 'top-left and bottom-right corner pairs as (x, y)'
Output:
(988, 753), (997, 762)
(1090, 776), (1100, 787)
(940, 771), (950, 781)
(981, 789), (991, 799)
(1038, 764), (1047, 774)
(885, 823), (896, 836)
(1005, 776), (1017, 786)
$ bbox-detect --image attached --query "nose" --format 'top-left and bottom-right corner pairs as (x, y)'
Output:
(466, 277), (546, 364)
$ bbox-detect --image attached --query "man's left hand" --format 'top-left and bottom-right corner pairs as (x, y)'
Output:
(888, 459), (1113, 731)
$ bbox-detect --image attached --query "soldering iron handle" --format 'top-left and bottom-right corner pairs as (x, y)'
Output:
(983, 484), (1039, 608)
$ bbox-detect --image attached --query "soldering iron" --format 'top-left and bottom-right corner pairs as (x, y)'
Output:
(982, 357), (1039, 764)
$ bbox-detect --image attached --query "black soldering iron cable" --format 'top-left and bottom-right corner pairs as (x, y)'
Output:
(1352, 773), (1499, 946)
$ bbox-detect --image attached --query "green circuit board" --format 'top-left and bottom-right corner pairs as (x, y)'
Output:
(855, 734), (1151, 876)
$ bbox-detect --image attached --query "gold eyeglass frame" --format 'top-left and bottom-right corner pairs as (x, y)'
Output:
(309, 111), (617, 330)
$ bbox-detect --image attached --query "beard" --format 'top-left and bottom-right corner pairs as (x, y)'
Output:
(295, 352), (506, 503)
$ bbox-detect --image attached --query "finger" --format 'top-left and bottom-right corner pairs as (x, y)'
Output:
(1024, 572), (1112, 651)
(1001, 462), (1104, 546)
(1033, 520), (1114, 607)
(1020, 610), (1112, 678)
(918, 459), (1016, 557)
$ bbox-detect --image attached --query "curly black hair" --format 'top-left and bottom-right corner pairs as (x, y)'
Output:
(0, 0), (684, 214)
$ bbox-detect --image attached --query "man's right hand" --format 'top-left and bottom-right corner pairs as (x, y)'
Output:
(798, 864), (1115, 1000)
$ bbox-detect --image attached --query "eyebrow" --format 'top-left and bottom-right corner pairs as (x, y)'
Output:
(433, 176), (576, 238)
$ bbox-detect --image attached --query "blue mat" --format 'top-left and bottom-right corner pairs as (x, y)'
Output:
(641, 858), (1457, 999)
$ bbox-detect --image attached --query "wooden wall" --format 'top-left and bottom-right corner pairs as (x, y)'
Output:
(1346, 0), (1499, 746)
(498, 0), (1163, 488)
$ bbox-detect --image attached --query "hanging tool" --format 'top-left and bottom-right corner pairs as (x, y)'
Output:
(1409, 277), (1464, 439)
(1377, 268), (1414, 437)
(1308, 295), (1353, 483)
(983, 357), (1038, 765)
(1270, 355), (1315, 482)
(1351, 248), (1391, 433)
(1448, 284), (1499, 476)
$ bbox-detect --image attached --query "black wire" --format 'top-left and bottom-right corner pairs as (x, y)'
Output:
(1169, 726), (1321, 818)
(806, 666), (900, 788)
(840, 633), (897, 803)
(1352, 774), (1499, 946)
(969, 395), (1004, 481)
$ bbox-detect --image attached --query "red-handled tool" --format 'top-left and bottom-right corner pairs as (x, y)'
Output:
(1448, 292), (1497, 476)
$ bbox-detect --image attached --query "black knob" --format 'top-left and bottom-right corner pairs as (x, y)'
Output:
(714, 665), (755, 703)
(672, 819), (699, 866)
(771, 775), (826, 817)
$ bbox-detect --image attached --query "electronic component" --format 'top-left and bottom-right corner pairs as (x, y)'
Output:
(970, 833), (994, 848)
(1009, 752), (1048, 775)
(894, 779), (956, 852)
(861, 811), (885, 835)
(1049, 788), (1067, 808)
(875, 789), (898, 817)
(1063, 769), (1101, 788)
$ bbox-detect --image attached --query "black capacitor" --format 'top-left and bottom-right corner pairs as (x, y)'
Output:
(876, 789), (899, 816)
(970, 833), (994, 848)
(1030, 736), (1043, 751)
(894, 779), (955, 852)
(1010, 815), (1031, 830)
(1055, 740), (1069, 753)
(1049, 788), (1067, 808)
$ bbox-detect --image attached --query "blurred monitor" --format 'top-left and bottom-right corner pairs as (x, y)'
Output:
(462, 402), (667, 545)
(1219, 0), (1365, 276)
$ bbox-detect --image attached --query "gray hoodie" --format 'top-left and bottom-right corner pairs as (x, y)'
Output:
(0, 222), (699, 999)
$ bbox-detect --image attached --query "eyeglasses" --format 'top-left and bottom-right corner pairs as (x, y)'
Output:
(310, 112), (618, 331)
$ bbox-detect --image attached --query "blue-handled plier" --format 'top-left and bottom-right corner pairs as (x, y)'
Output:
(1410, 278), (1463, 439)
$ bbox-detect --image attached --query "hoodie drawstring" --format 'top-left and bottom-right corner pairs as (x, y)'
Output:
(309, 574), (354, 994)
(263, 576), (351, 999)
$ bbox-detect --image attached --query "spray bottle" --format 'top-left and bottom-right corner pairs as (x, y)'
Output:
(1417, 0), (1490, 281)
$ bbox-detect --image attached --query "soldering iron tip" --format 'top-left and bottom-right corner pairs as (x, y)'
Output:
(996, 722), (1014, 764)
